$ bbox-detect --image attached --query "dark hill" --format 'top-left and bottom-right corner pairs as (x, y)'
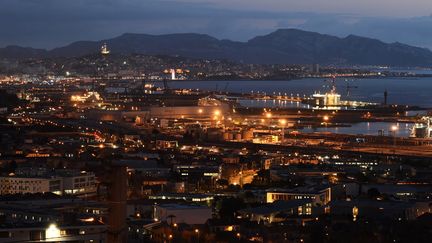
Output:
(2, 29), (432, 66)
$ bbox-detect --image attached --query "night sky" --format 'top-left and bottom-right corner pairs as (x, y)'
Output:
(2, 0), (432, 49)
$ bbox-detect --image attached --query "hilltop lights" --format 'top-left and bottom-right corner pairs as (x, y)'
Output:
(101, 43), (110, 55)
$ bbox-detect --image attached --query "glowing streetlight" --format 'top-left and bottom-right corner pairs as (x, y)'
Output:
(45, 224), (61, 240)
(279, 119), (287, 143)
(391, 125), (398, 146)
(195, 228), (200, 243)
(265, 112), (272, 118)
(352, 206), (359, 222)
(323, 115), (329, 122)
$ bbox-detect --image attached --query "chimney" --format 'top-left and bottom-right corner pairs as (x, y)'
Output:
(107, 164), (128, 243)
(384, 90), (388, 106)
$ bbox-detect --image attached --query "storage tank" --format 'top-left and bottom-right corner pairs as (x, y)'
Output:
(411, 124), (428, 138)
(242, 129), (254, 141)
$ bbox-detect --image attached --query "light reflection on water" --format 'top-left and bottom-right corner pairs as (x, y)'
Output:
(165, 77), (432, 108)
(238, 99), (310, 109)
(298, 122), (412, 137)
(160, 78), (430, 137)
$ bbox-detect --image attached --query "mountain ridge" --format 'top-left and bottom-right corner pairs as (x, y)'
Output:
(1, 29), (432, 66)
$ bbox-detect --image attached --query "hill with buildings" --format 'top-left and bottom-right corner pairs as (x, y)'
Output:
(1, 29), (432, 66)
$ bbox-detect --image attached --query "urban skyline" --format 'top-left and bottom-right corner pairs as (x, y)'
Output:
(1, 1), (432, 243)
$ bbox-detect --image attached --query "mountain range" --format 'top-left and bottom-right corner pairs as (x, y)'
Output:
(1, 29), (432, 66)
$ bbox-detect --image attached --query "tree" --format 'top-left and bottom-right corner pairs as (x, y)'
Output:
(215, 197), (246, 219)
(367, 188), (380, 199)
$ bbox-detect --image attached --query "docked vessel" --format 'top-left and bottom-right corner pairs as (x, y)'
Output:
(410, 117), (432, 138)
(304, 77), (377, 109)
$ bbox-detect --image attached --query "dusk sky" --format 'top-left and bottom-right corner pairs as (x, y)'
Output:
(2, 0), (432, 49)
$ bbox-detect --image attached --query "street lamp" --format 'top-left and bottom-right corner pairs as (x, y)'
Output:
(195, 229), (200, 243)
(323, 115), (329, 122)
(391, 125), (398, 146)
(45, 223), (61, 240)
(279, 119), (287, 143)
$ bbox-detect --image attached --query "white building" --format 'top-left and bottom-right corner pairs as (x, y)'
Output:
(0, 224), (106, 243)
(0, 170), (96, 197)
(266, 186), (332, 206)
(61, 171), (97, 196)
(0, 177), (62, 195)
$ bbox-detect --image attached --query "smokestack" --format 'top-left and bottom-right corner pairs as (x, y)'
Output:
(384, 90), (388, 106)
(107, 164), (128, 243)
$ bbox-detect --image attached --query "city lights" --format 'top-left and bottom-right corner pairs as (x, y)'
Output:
(1, 4), (430, 242)
(45, 224), (61, 240)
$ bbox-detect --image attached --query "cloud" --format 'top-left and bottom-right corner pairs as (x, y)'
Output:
(1, 0), (432, 50)
(176, 0), (432, 17)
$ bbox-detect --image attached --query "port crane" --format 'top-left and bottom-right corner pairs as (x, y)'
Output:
(345, 80), (358, 97)
(323, 76), (358, 97)
(223, 82), (229, 93)
(323, 75), (337, 93)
